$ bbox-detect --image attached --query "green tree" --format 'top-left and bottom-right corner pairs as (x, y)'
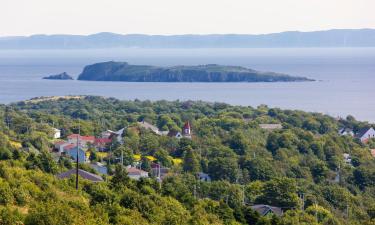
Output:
(183, 147), (200, 174)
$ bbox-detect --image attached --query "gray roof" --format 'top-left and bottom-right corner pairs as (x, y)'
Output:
(355, 127), (373, 138)
(57, 169), (103, 182)
(250, 204), (283, 217)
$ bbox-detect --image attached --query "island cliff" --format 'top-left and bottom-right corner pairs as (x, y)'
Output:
(77, 61), (313, 82)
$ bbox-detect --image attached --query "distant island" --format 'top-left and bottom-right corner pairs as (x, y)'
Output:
(43, 72), (73, 80)
(77, 61), (313, 82)
(1, 29), (375, 49)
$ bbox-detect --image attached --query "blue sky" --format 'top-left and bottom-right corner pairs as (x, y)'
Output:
(1, 0), (374, 36)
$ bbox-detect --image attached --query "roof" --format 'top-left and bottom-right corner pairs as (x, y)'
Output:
(137, 121), (159, 133)
(67, 134), (95, 141)
(94, 138), (112, 145)
(250, 205), (283, 217)
(167, 130), (182, 137)
(54, 140), (66, 145)
(183, 121), (191, 130)
(63, 143), (77, 150)
(355, 127), (375, 138)
(57, 169), (103, 182)
(259, 124), (282, 130)
(127, 167), (148, 175)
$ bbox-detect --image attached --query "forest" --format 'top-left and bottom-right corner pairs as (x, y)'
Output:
(0, 96), (374, 225)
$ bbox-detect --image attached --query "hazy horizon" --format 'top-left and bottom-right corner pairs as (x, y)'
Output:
(2, 0), (375, 36)
(1, 28), (375, 38)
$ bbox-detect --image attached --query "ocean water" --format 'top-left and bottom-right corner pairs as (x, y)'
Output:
(0, 48), (374, 122)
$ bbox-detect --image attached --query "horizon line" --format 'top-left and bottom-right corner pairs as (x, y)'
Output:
(1, 27), (374, 38)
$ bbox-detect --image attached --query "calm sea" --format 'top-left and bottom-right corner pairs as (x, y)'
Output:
(0, 48), (374, 122)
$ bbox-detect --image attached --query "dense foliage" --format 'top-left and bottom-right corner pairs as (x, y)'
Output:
(0, 96), (373, 225)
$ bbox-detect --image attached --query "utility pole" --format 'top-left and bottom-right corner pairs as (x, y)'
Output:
(121, 147), (124, 166)
(75, 119), (80, 190)
(346, 203), (350, 219)
(242, 185), (245, 206)
(299, 193), (305, 211)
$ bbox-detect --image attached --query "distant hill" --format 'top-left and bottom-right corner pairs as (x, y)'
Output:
(77, 61), (313, 82)
(1, 29), (375, 49)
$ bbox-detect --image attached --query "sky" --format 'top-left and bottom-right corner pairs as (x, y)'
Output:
(1, 0), (375, 36)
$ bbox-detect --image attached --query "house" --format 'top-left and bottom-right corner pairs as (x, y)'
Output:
(182, 121), (192, 138)
(53, 128), (61, 139)
(94, 138), (112, 151)
(90, 162), (108, 175)
(259, 124), (283, 130)
(126, 167), (149, 180)
(355, 127), (375, 143)
(151, 164), (170, 181)
(57, 169), (103, 182)
(250, 205), (283, 217)
(54, 140), (69, 153)
(197, 172), (211, 182)
(67, 134), (95, 147)
(138, 121), (160, 134)
(64, 146), (86, 163)
(343, 153), (352, 164)
(101, 128), (125, 143)
(167, 130), (183, 139)
(339, 128), (354, 136)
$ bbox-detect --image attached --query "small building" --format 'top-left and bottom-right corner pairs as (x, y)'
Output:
(339, 128), (354, 136)
(168, 131), (183, 139)
(250, 205), (283, 217)
(67, 134), (95, 147)
(101, 128), (125, 143)
(54, 140), (69, 153)
(197, 172), (211, 182)
(57, 169), (103, 182)
(151, 164), (170, 181)
(343, 153), (352, 164)
(53, 128), (61, 139)
(126, 167), (149, 180)
(355, 127), (375, 143)
(138, 121), (161, 134)
(182, 121), (192, 138)
(94, 138), (112, 151)
(259, 124), (283, 130)
(64, 146), (86, 163)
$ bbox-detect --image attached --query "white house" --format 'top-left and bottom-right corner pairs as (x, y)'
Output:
(338, 128), (354, 137)
(197, 172), (211, 182)
(356, 127), (375, 143)
(259, 124), (283, 130)
(343, 153), (352, 164)
(53, 128), (61, 139)
(126, 167), (149, 180)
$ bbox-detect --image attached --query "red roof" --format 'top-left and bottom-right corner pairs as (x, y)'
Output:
(183, 121), (191, 130)
(54, 140), (66, 145)
(94, 138), (112, 145)
(67, 134), (95, 141)
(63, 143), (76, 150)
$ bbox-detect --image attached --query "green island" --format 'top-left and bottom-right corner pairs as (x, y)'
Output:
(0, 96), (374, 225)
(77, 61), (313, 82)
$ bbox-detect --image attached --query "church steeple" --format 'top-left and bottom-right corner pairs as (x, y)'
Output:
(182, 121), (191, 136)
